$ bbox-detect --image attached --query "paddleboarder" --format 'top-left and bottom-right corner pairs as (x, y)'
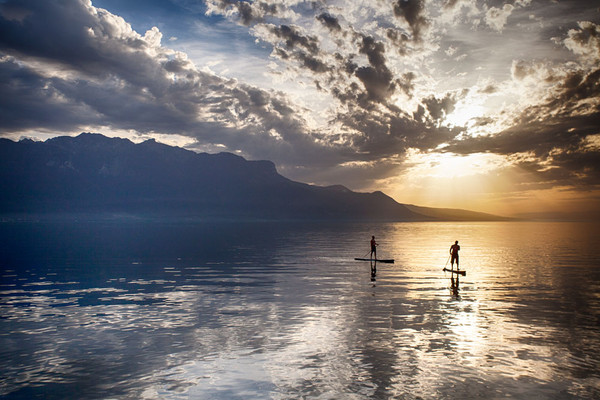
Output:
(449, 240), (460, 269)
(370, 236), (378, 260)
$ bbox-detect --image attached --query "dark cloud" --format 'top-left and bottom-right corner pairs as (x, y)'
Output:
(0, 1), (121, 74)
(237, 1), (255, 25)
(204, 0), (280, 25)
(317, 13), (341, 32)
(478, 84), (497, 94)
(347, 35), (398, 104)
(446, 65), (600, 188)
(269, 24), (320, 54)
(297, 52), (330, 73)
(397, 72), (416, 96)
(385, 28), (410, 55)
(354, 66), (394, 104)
(392, 0), (428, 41)
(343, 58), (358, 75)
(267, 24), (331, 73)
(332, 102), (459, 159)
(448, 113), (596, 157)
(0, 57), (100, 130)
(552, 69), (600, 108)
(358, 35), (387, 70)
(0, 1), (185, 101)
(265, 21), (411, 136)
(209, 1), (467, 169)
(273, 47), (290, 60)
(0, 0), (346, 169)
(3, 0), (598, 202)
(234, 1), (279, 25)
(422, 93), (457, 122)
(439, 19), (600, 191)
(504, 140), (600, 192)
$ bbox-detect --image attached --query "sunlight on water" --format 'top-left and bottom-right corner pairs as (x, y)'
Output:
(0, 221), (599, 399)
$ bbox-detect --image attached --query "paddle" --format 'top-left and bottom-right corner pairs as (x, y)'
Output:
(443, 254), (450, 273)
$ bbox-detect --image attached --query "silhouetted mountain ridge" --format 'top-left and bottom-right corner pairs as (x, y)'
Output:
(0, 133), (508, 221)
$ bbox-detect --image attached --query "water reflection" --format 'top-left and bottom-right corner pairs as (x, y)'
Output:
(370, 260), (377, 282)
(450, 275), (460, 297)
(0, 221), (599, 399)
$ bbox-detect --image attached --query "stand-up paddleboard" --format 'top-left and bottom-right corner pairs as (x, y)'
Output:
(443, 268), (466, 276)
(354, 258), (394, 264)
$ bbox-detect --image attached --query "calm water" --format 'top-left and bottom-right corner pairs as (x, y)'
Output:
(0, 220), (599, 399)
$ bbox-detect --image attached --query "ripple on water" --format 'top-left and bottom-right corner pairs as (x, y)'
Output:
(1, 221), (599, 399)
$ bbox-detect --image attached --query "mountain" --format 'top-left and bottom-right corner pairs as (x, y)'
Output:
(405, 204), (509, 221)
(511, 211), (600, 222)
(0, 133), (507, 221)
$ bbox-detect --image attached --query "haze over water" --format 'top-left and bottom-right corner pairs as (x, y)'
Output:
(0, 220), (599, 399)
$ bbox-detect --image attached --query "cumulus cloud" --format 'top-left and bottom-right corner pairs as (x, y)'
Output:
(0, 57), (101, 130)
(485, 4), (514, 32)
(447, 56), (600, 189)
(201, 0), (463, 168)
(392, 0), (429, 41)
(422, 93), (458, 122)
(317, 13), (342, 32)
(0, 0), (337, 165)
(0, 0), (440, 182)
(563, 21), (600, 64)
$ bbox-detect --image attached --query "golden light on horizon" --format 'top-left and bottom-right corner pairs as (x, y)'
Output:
(383, 149), (600, 217)
(387, 150), (516, 215)
(405, 151), (509, 179)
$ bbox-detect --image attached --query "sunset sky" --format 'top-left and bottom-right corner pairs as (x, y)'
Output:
(1, 0), (599, 218)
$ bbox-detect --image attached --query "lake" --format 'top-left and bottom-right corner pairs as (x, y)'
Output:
(0, 220), (599, 399)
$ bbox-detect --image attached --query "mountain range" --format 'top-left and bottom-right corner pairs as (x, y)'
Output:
(0, 133), (508, 221)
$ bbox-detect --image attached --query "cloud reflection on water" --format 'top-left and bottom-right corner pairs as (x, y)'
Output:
(0, 221), (599, 399)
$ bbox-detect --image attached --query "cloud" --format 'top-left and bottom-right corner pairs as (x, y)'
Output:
(317, 13), (342, 32)
(440, 19), (600, 191)
(392, 0), (429, 41)
(204, 0), (280, 26)
(446, 63), (600, 188)
(0, 0), (346, 166)
(422, 93), (458, 122)
(563, 21), (600, 64)
(485, 4), (514, 32)
(202, 0), (460, 163)
(0, 56), (101, 131)
(265, 23), (332, 73)
(268, 24), (319, 54)
(1, 0), (599, 203)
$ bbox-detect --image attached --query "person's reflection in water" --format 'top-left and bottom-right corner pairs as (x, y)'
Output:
(370, 259), (377, 281)
(451, 275), (460, 297)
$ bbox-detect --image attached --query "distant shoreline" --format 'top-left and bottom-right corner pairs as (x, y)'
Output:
(3, 212), (594, 224)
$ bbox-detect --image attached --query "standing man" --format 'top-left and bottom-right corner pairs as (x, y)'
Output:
(449, 240), (460, 269)
(370, 236), (378, 260)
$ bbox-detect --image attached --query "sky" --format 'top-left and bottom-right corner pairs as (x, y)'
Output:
(0, 0), (599, 218)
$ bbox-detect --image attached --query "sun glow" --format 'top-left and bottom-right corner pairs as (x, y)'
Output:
(444, 103), (486, 128)
(387, 150), (515, 214)
(405, 151), (509, 179)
